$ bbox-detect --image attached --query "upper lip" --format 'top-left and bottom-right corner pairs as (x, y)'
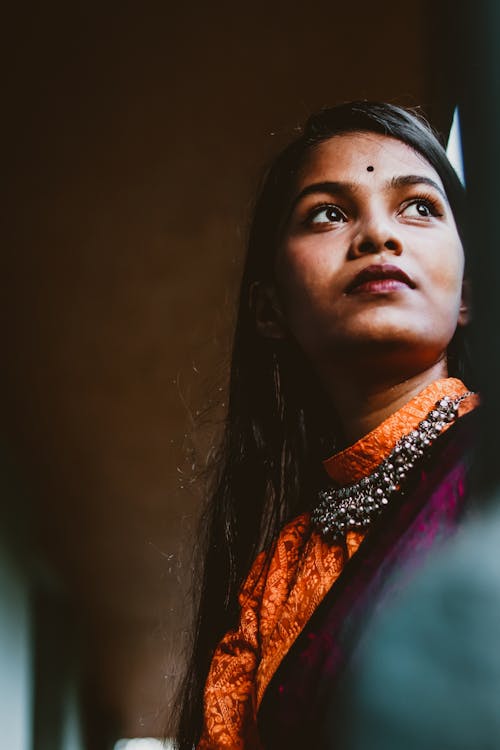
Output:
(345, 263), (416, 293)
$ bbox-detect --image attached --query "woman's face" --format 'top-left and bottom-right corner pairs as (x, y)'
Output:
(274, 132), (468, 378)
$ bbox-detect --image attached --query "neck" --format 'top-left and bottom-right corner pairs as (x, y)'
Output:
(325, 358), (449, 448)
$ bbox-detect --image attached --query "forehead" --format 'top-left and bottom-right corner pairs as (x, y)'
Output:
(296, 132), (444, 192)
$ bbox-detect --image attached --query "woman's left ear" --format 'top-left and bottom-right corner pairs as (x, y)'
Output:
(458, 278), (471, 327)
(249, 281), (287, 339)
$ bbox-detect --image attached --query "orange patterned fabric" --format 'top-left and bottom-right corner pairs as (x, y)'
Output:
(323, 378), (478, 485)
(197, 378), (479, 749)
(198, 515), (358, 750)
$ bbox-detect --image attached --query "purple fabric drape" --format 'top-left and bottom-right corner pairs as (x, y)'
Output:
(258, 411), (479, 749)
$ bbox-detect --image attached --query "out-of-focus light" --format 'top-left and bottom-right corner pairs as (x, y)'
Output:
(447, 107), (465, 186)
(114, 740), (171, 750)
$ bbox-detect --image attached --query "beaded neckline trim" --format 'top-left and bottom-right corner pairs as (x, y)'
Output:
(311, 392), (473, 545)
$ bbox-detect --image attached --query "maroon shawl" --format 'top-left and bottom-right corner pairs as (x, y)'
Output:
(258, 410), (479, 749)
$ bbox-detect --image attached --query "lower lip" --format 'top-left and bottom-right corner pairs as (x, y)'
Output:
(349, 279), (411, 294)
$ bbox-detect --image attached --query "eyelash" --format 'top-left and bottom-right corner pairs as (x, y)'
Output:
(401, 193), (443, 218)
(303, 203), (347, 226)
(302, 193), (444, 227)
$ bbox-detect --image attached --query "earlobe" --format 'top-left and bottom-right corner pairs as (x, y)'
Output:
(458, 278), (471, 327)
(249, 281), (287, 339)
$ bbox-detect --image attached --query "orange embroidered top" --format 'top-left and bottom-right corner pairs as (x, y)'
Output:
(198, 378), (479, 749)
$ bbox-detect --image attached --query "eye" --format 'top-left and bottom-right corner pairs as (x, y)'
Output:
(307, 204), (348, 226)
(400, 197), (442, 219)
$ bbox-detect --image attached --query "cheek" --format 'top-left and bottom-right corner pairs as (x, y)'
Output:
(421, 242), (465, 330)
(428, 241), (465, 300)
(276, 240), (342, 309)
(413, 226), (462, 284)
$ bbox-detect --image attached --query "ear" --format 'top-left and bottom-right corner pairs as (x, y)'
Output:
(458, 277), (471, 327)
(249, 281), (287, 339)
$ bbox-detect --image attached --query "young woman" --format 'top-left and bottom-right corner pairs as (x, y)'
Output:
(175, 101), (479, 749)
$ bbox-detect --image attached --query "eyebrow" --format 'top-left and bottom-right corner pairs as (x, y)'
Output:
(291, 174), (448, 211)
(389, 174), (447, 201)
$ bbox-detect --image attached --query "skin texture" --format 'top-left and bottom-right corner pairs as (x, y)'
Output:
(255, 133), (469, 446)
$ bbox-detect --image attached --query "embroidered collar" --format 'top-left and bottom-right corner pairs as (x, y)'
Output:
(322, 378), (479, 486)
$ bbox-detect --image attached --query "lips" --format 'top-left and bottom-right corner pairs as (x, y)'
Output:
(345, 264), (416, 294)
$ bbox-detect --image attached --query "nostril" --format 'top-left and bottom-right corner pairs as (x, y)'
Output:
(359, 240), (376, 253)
(385, 239), (399, 251)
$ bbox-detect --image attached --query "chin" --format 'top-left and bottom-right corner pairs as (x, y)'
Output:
(333, 306), (452, 349)
(319, 323), (450, 361)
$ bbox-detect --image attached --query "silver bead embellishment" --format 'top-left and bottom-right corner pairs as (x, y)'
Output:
(311, 393), (473, 544)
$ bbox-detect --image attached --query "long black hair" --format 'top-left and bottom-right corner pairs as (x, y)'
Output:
(174, 101), (471, 748)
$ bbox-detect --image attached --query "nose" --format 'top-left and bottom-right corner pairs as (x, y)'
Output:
(349, 214), (403, 258)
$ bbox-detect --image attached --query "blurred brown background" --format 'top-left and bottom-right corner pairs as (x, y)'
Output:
(3, 1), (459, 745)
